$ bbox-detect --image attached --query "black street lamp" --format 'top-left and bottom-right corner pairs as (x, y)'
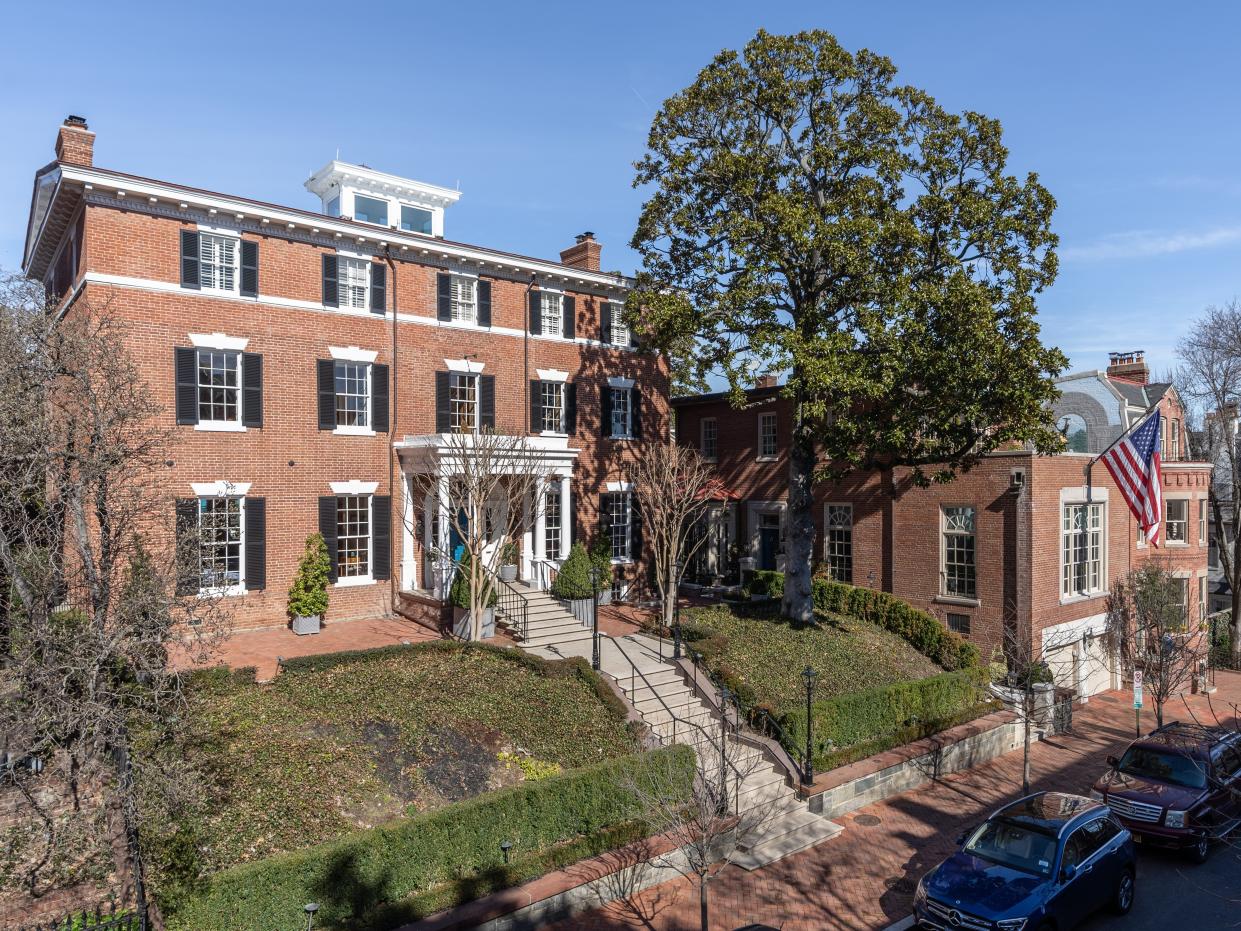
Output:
(801, 665), (818, 786)
(718, 684), (732, 813)
(589, 564), (601, 671)
(672, 559), (683, 660)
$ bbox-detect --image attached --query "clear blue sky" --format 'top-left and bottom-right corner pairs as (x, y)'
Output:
(3, 0), (1239, 379)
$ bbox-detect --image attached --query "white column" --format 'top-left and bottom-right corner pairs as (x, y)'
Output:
(534, 487), (547, 561)
(436, 472), (451, 597)
(401, 473), (415, 591)
(559, 474), (572, 559)
(521, 493), (533, 581)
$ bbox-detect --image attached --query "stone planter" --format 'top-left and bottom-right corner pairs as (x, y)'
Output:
(499, 564), (518, 583)
(452, 606), (496, 640)
(292, 614), (321, 636)
(562, 596), (594, 627)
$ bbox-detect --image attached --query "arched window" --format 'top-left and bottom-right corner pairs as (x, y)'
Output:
(1059, 414), (1089, 453)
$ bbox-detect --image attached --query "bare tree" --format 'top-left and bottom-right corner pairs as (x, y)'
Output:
(1106, 563), (1206, 728)
(619, 714), (786, 931)
(405, 429), (559, 640)
(1177, 301), (1241, 661)
(625, 442), (716, 629)
(0, 278), (225, 916)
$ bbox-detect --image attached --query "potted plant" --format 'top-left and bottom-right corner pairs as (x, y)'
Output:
(550, 542), (597, 626)
(449, 552), (498, 639)
(499, 540), (519, 583)
(288, 533), (331, 635)
(589, 535), (614, 605)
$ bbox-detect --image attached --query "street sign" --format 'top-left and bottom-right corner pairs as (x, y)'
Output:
(1133, 669), (1143, 709)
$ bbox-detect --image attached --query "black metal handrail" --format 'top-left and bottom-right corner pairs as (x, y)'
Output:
(531, 557), (561, 592)
(450, 557), (529, 641)
(16, 904), (141, 931)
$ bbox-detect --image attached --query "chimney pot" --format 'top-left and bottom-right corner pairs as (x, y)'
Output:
(1106, 350), (1149, 386)
(55, 115), (95, 168)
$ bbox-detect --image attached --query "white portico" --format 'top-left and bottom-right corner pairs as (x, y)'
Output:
(395, 431), (578, 598)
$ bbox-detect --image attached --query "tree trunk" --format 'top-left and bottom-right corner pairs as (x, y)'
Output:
(663, 576), (676, 631)
(781, 397), (816, 624)
(1231, 565), (1241, 665)
(699, 871), (710, 931)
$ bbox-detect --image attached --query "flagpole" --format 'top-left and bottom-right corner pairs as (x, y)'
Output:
(1083, 408), (1160, 505)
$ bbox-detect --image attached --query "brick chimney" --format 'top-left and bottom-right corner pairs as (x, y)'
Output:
(560, 231), (601, 272)
(755, 373), (779, 389)
(1106, 350), (1149, 385)
(55, 115), (94, 167)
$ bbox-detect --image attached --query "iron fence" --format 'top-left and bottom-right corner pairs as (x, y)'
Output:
(16, 904), (141, 931)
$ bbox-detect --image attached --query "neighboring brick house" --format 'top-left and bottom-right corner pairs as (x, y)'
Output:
(674, 353), (1212, 697)
(21, 117), (669, 633)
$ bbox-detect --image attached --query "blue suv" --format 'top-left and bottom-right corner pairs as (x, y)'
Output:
(913, 792), (1136, 930)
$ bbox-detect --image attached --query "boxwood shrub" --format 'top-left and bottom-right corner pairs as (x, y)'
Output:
(162, 744), (695, 931)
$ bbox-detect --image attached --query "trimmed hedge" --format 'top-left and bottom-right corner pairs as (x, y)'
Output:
(163, 744), (695, 931)
(743, 571), (980, 670)
(781, 666), (993, 770)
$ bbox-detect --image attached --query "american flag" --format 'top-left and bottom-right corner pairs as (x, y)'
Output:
(1099, 408), (1163, 546)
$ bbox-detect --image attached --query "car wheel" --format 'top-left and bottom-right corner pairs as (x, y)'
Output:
(1111, 868), (1135, 915)
(1189, 836), (1211, 864)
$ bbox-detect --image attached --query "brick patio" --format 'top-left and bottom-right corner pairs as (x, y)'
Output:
(548, 673), (1241, 931)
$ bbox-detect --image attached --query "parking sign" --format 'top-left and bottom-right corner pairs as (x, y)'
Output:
(1133, 669), (1143, 709)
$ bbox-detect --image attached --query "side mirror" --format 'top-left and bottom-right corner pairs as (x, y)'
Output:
(1061, 863), (1077, 882)
(1106, 755), (1120, 769)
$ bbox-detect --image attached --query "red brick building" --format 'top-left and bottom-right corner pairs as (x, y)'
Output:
(22, 117), (668, 633)
(674, 354), (1212, 697)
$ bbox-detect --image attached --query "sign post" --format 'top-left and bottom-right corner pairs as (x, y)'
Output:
(1133, 669), (1144, 737)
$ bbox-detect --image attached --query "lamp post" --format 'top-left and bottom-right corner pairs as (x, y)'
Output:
(304, 902), (319, 931)
(672, 559), (683, 660)
(801, 665), (818, 786)
(589, 564), (601, 671)
(718, 684), (732, 814)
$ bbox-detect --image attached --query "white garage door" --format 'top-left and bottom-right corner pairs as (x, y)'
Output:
(1080, 634), (1113, 697)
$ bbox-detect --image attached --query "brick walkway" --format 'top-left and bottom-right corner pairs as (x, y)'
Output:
(550, 674), (1241, 931)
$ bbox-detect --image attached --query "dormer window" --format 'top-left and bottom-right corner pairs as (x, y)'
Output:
(353, 194), (389, 226)
(401, 205), (433, 234)
(306, 161), (461, 239)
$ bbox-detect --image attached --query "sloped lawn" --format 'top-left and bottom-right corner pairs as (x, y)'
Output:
(684, 603), (944, 709)
(159, 643), (636, 876)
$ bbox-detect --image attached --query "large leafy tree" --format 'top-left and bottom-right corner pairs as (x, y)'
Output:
(628, 30), (1067, 622)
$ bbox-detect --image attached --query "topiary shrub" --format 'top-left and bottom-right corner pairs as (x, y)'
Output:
(287, 533), (331, 620)
(589, 535), (613, 593)
(550, 543), (594, 600)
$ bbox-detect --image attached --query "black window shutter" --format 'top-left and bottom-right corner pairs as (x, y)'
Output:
(319, 496), (339, 583)
(530, 379), (542, 433)
(245, 497), (266, 591)
(528, 290), (542, 335)
(180, 230), (200, 289)
(601, 384), (613, 438)
(599, 493), (612, 547)
(317, 359), (336, 430)
(174, 498), (198, 596)
(240, 240), (258, 297)
(373, 364), (389, 433)
(372, 495), (392, 581)
(175, 347), (199, 425)
(322, 254), (339, 308)
(566, 382), (577, 435)
(370, 262), (386, 313)
(601, 301), (612, 345)
(241, 353), (263, 428)
(437, 273), (451, 321)
(629, 494), (642, 561)
(631, 389), (642, 439)
(477, 280), (492, 328)
(480, 375), (496, 431)
(563, 296), (576, 340)
(435, 371), (451, 432)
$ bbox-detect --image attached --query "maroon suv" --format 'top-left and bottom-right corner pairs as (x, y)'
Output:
(1090, 722), (1241, 863)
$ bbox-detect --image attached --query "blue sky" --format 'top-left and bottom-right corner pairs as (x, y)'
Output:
(3, 0), (1239, 379)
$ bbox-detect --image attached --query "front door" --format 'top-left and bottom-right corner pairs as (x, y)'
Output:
(758, 515), (780, 571)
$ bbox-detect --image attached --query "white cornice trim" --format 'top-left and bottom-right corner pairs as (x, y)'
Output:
(330, 480), (379, 495)
(191, 480), (252, 497)
(605, 480), (633, 493)
(608, 376), (636, 389)
(189, 331), (249, 351)
(445, 358), (485, 374)
(329, 345), (379, 363)
(537, 368), (569, 383)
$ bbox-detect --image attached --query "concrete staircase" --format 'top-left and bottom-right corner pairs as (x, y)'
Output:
(500, 584), (594, 652)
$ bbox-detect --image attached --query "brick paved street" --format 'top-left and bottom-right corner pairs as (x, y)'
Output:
(551, 673), (1241, 931)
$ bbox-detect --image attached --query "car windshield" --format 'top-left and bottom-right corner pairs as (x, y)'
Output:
(1118, 746), (1207, 789)
(963, 818), (1058, 877)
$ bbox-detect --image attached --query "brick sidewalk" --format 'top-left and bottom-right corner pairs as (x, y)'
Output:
(550, 674), (1241, 931)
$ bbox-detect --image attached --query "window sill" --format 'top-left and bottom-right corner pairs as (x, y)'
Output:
(1060, 591), (1107, 606)
(199, 586), (245, 598)
(334, 426), (376, 437)
(540, 430), (568, 438)
(335, 576), (375, 588)
(610, 558), (635, 566)
(195, 422), (247, 433)
(1164, 541), (1189, 548)
(934, 594), (980, 608)
(609, 434), (635, 442)
(756, 456), (778, 463)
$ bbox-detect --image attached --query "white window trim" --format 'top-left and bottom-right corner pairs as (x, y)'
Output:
(539, 380), (568, 437)
(195, 421), (247, 433)
(605, 480), (633, 493)
(193, 345), (246, 431)
(194, 228), (241, 296)
(189, 331), (249, 351)
(537, 368), (569, 383)
(757, 412), (778, 461)
(329, 345), (379, 363)
(607, 376), (635, 390)
(334, 493), (375, 587)
(540, 290), (565, 338)
(196, 493), (246, 597)
(1060, 499), (1109, 604)
(331, 480), (379, 495)
(445, 358), (485, 374)
(938, 504), (979, 605)
(605, 489), (634, 565)
(335, 254), (371, 311)
(609, 386), (634, 440)
(331, 360), (375, 436)
(823, 502), (853, 583)
(608, 301), (630, 346)
(1164, 494), (1191, 548)
(191, 481), (252, 497)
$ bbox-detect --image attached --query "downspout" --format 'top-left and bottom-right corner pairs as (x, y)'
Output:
(384, 246), (399, 615)
(524, 272), (537, 435)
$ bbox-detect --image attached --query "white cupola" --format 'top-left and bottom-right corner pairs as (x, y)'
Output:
(305, 160), (461, 238)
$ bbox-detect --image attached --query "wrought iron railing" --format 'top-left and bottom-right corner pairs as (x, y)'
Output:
(447, 557), (530, 641)
(531, 557), (561, 592)
(17, 904), (141, 931)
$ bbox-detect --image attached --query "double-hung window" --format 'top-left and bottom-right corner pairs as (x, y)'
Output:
(336, 495), (371, 580)
(335, 362), (370, 429)
(545, 489), (561, 558)
(1171, 419), (1181, 461)
(199, 233), (237, 292)
(197, 349), (241, 426)
(199, 496), (243, 591)
(338, 256), (370, 310)
(610, 302), (630, 346)
(541, 292), (564, 338)
(701, 418), (718, 461)
(610, 387), (632, 438)
(1198, 576), (1207, 624)
(1062, 502), (1104, 597)
(450, 373), (479, 433)
(758, 413), (778, 459)
(541, 381), (566, 433)
(450, 275), (477, 324)
(1166, 498), (1189, 544)
(942, 506), (976, 599)
(1199, 498), (1207, 545)
(604, 491), (633, 561)
(825, 504), (853, 583)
